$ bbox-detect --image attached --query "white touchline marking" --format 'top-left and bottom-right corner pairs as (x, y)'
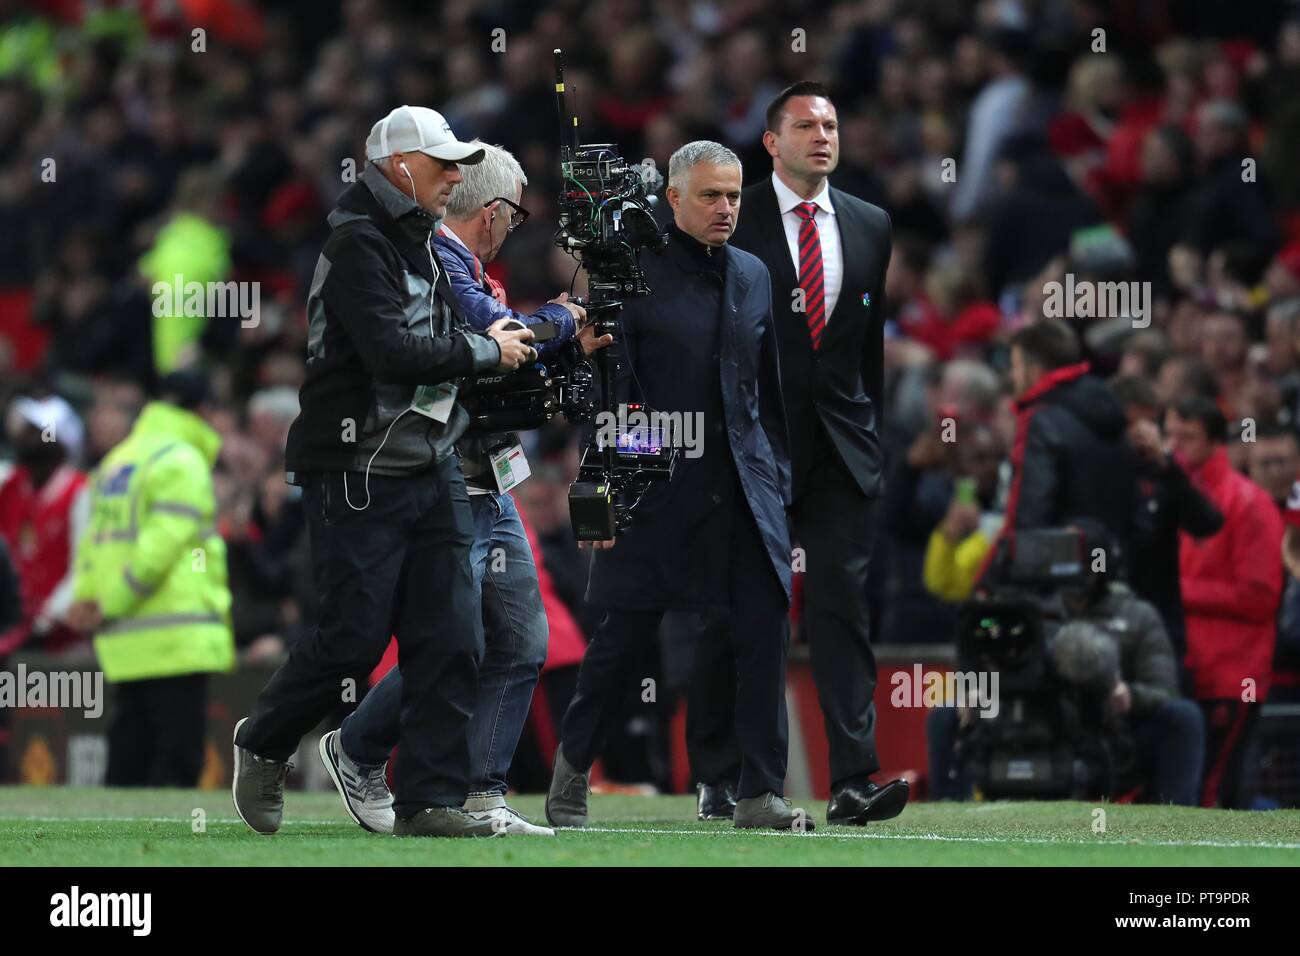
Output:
(4, 816), (1297, 850)
(574, 827), (1300, 850)
(5, 816), (340, 826)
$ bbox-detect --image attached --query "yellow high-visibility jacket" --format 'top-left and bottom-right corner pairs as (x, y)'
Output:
(73, 402), (234, 682)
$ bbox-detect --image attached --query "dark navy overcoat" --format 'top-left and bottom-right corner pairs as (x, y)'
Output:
(585, 227), (793, 612)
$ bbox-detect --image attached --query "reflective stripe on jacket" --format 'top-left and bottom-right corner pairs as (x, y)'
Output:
(73, 402), (234, 682)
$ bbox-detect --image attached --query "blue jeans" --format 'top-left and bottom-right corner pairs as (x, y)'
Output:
(340, 490), (548, 795)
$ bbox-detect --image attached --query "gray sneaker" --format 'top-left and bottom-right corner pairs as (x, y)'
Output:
(734, 792), (815, 832)
(545, 746), (590, 828)
(464, 791), (555, 836)
(318, 729), (394, 834)
(231, 717), (293, 835)
(393, 806), (501, 838)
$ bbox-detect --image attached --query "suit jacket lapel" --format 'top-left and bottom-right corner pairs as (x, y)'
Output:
(752, 178), (817, 353)
(824, 189), (866, 344)
(752, 180), (799, 296)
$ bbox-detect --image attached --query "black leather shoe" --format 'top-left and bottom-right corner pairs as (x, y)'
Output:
(826, 777), (910, 825)
(697, 781), (738, 820)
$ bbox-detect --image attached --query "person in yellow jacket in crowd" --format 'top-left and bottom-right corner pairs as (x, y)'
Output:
(922, 425), (1006, 604)
(68, 371), (234, 786)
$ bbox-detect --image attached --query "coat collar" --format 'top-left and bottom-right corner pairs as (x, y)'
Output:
(665, 220), (727, 276)
(1014, 362), (1091, 411)
(656, 222), (752, 332)
(661, 221), (752, 302)
(1183, 445), (1232, 490)
(361, 161), (434, 230)
(335, 164), (461, 318)
(436, 225), (484, 282)
(133, 402), (222, 466)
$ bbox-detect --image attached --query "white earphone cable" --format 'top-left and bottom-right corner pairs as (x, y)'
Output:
(344, 159), (440, 511)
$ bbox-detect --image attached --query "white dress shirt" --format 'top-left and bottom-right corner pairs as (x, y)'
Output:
(770, 171), (842, 322)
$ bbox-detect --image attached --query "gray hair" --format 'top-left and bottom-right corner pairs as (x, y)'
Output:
(667, 140), (741, 189)
(941, 359), (1002, 418)
(445, 141), (527, 220)
(1049, 621), (1121, 691)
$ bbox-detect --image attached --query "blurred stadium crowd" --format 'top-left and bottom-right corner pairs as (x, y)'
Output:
(1, 0), (1299, 802)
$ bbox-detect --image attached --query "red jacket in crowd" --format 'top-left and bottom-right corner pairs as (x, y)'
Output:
(0, 464), (88, 656)
(1178, 446), (1283, 700)
(897, 295), (1001, 362)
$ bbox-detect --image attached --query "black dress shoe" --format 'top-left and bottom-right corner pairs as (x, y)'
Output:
(826, 777), (910, 825)
(697, 781), (738, 820)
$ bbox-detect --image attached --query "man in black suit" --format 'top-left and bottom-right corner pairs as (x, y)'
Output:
(699, 81), (908, 824)
(546, 140), (808, 831)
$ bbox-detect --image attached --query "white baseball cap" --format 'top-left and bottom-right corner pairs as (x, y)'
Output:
(8, 395), (84, 461)
(365, 106), (486, 164)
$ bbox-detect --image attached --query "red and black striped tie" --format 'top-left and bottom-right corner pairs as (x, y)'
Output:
(794, 201), (826, 349)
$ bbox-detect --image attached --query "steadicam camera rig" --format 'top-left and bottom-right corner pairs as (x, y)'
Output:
(550, 49), (676, 541)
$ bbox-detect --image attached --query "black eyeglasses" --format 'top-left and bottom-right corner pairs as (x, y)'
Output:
(486, 196), (529, 232)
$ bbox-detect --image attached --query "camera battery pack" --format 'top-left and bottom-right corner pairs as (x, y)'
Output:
(569, 481), (616, 540)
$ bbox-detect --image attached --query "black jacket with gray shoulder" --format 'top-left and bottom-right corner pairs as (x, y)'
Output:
(284, 163), (502, 480)
(1051, 582), (1180, 717)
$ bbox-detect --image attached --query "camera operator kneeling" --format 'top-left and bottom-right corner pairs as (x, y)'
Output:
(929, 521), (1204, 806)
(1050, 577), (1205, 807)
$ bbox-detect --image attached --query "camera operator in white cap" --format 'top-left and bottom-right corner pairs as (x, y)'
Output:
(367, 106), (486, 217)
(233, 105), (536, 838)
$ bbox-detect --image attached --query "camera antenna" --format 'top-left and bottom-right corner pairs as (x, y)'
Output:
(554, 49), (578, 160)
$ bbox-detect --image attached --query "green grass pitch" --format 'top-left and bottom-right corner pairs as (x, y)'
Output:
(1, 788), (1298, 866)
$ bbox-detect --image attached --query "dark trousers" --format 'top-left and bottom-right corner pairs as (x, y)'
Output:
(685, 610), (741, 785)
(1199, 699), (1260, 808)
(560, 502), (790, 798)
(236, 459), (482, 814)
(1132, 698), (1204, 806)
(107, 673), (208, 787)
(688, 431), (881, 788)
(795, 443), (881, 784)
(925, 707), (967, 801)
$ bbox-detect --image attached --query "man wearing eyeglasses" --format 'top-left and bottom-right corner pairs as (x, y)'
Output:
(318, 141), (611, 836)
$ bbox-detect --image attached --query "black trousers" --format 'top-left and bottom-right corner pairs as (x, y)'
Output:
(237, 458), (482, 814)
(685, 610), (741, 785)
(560, 502), (790, 798)
(689, 429), (881, 788)
(1199, 699), (1260, 809)
(107, 673), (209, 787)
